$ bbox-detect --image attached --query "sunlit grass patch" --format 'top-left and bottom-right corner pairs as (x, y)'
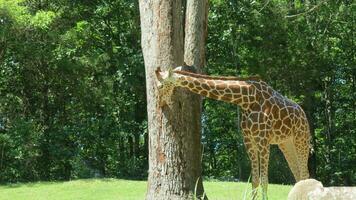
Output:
(0, 179), (291, 200)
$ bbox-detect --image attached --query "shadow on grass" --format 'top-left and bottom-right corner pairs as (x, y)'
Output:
(0, 178), (145, 189)
(0, 180), (64, 188)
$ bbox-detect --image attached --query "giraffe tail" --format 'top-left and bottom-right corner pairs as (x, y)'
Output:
(309, 142), (314, 154)
(308, 135), (314, 154)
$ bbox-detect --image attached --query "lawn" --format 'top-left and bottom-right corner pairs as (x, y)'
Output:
(0, 179), (292, 200)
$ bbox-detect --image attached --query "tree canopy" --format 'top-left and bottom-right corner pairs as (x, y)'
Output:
(0, 0), (354, 186)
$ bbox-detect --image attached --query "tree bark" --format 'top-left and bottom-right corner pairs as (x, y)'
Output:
(183, 0), (208, 198)
(304, 89), (317, 178)
(184, 0), (208, 68)
(139, 0), (208, 199)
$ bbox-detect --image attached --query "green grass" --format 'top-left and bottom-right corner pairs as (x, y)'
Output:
(0, 179), (291, 200)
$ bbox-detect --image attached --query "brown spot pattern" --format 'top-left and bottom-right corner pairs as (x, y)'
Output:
(158, 72), (311, 191)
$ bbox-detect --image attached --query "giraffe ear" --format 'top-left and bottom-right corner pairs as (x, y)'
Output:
(168, 67), (173, 78)
(155, 67), (163, 82)
(174, 66), (183, 71)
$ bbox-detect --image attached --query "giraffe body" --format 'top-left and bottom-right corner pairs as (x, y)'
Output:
(156, 67), (311, 199)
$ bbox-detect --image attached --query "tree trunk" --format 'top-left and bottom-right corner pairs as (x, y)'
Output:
(184, 0), (208, 197)
(134, 132), (140, 158)
(304, 88), (317, 178)
(139, 0), (208, 199)
(128, 136), (134, 157)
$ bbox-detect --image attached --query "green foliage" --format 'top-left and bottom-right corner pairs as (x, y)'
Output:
(0, 118), (43, 182)
(0, 0), (354, 187)
(204, 0), (355, 185)
(0, 0), (146, 182)
(30, 10), (56, 29)
(0, 0), (30, 26)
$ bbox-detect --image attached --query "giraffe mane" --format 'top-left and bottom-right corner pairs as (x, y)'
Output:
(173, 70), (261, 81)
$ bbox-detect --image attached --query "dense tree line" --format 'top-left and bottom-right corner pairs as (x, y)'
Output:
(0, 0), (354, 186)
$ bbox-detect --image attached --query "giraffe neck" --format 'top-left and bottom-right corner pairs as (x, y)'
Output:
(174, 72), (257, 109)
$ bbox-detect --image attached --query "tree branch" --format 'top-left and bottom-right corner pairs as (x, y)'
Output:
(285, 1), (325, 19)
(258, 0), (271, 12)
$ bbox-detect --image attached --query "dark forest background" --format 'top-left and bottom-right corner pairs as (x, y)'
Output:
(0, 0), (355, 186)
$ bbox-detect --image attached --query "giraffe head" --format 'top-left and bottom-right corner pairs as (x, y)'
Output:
(155, 67), (181, 107)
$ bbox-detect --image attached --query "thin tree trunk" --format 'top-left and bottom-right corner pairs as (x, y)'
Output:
(0, 143), (4, 171)
(304, 89), (317, 178)
(184, 0), (208, 68)
(128, 136), (134, 157)
(134, 133), (140, 158)
(139, 0), (207, 199)
(184, 0), (208, 198)
(143, 132), (148, 161)
(324, 77), (334, 164)
(41, 75), (51, 180)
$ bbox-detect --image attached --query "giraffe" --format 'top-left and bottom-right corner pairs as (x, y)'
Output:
(155, 66), (311, 199)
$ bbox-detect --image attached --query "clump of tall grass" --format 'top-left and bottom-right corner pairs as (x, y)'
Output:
(194, 174), (269, 200)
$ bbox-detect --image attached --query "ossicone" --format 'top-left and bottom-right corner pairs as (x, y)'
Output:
(155, 67), (163, 81)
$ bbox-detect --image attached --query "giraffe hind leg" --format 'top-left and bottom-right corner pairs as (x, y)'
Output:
(295, 132), (310, 180)
(278, 139), (300, 182)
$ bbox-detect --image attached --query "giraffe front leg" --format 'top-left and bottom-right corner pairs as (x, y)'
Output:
(257, 138), (270, 200)
(279, 139), (300, 182)
(243, 135), (259, 199)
